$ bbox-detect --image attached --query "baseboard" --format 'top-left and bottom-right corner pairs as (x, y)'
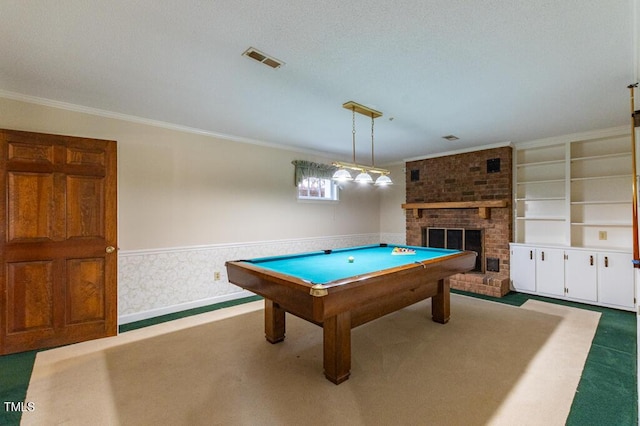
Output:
(118, 290), (255, 324)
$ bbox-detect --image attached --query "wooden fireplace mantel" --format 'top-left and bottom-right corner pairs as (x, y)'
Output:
(401, 200), (509, 219)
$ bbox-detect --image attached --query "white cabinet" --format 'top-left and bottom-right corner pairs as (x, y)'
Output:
(510, 245), (536, 292)
(510, 243), (636, 311)
(535, 248), (564, 297)
(510, 246), (564, 296)
(564, 249), (597, 302)
(597, 252), (635, 309)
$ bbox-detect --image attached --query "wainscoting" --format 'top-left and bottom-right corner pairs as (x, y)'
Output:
(118, 233), (406, 324)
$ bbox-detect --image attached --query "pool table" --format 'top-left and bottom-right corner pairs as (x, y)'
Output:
(225, 244), (476, 384)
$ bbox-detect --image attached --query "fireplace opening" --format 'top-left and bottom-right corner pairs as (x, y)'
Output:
(422, 227), (483, 272)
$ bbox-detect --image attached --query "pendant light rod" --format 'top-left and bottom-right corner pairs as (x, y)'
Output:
(371, 112), (375, 167)
(351, 105), (356, 164)
(343, 100), (383, 170)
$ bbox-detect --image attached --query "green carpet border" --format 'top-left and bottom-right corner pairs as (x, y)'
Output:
(452, 289), (638, 425)
(118, 295), (262, 333)
(0, 350), (37, 426)
(1, 291), (636, 425)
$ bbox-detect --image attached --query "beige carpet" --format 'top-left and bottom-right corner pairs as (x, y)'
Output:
(22, 295), (600, 426)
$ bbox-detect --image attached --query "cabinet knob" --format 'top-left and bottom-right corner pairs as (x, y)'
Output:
(529, 250), (533, 260)
(590, 255), (593, 266)
(604, 256), (609, 268)
(541, 251), (545, 261)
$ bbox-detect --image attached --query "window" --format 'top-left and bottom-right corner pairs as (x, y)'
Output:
(292, 160), (339, 201)
(297, 177), (339, 201)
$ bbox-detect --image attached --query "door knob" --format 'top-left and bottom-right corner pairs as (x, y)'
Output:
(106, 246), (116, 254)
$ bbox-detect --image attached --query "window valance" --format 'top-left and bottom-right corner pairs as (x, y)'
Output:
(292, 160), (337, 186)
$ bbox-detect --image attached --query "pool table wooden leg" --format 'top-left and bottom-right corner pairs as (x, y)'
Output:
(264, 299), (286, 343)
(431, 279), (450, 324)
(323, 311), (351, 384)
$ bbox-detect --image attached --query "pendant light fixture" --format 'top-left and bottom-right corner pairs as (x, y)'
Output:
(369, 108), (392, 186)
(332, 101), (392, 186)
(354, 110), (376, 184)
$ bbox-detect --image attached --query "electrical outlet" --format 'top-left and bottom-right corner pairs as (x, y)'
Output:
(214, 271), (221, 281)
(598, 231), (607, 241)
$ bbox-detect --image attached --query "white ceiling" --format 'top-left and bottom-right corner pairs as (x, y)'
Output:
(0, 1), (635, 164)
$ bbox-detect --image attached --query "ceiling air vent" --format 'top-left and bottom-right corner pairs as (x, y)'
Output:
(242, 47), (284, 69)
(442, 135), (459, 141)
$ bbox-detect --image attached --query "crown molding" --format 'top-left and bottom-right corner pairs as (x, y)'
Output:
(512, 125), (630, 149)
(403, 141), (513, 163)
(0, 89), (336, 159)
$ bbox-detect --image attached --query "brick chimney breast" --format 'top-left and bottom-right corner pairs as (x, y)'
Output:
(405, 146), (513, 297)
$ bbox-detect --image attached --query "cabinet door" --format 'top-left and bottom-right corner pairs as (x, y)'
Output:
(536, 248), (565, 296)
(564, 250), (597, 302)
(510, 246), (536, 292)
(598, 252), (635, 309)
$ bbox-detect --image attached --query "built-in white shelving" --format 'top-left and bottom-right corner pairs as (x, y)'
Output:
(511, 131), (636, 310)
(514, 133), (633, 250)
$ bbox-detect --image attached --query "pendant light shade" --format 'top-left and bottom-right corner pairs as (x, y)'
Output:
(354, 171), (374, 184)
(332, 168), (353, 181)
(375, 174), (393, 186)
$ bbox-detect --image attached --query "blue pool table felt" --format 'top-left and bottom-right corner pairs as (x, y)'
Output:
(247, 245), (461, 284)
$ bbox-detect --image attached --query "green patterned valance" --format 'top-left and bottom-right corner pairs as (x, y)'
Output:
(292, 160), (337, 186)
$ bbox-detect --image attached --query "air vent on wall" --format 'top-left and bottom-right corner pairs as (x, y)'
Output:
(242, 47), (284, 69)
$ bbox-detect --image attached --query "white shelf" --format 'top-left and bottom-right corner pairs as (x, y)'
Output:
(571, 152), (632, 162)
(571, 222), (631, 227)
(571, 174), (632, 182)
(514, 132), (633, 250)
(517, 179), (565, 185)
(517, 216), (566, 221)
(517, 197), (565, 201)
(571, 200), (630, 205)
(517, 159), (565, 167)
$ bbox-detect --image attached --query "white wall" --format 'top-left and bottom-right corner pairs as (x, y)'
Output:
(0, 96), (386, 249)
(0, 96), (406, 320)
(379, 163), (406, 244)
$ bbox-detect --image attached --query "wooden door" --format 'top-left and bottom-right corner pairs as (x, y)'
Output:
(0, 129), (117, 354)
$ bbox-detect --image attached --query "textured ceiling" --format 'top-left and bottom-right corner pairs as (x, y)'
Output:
(0, 1), (635, 163)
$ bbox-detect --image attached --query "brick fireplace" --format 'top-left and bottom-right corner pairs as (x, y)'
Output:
(404, 146), (512, 297)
